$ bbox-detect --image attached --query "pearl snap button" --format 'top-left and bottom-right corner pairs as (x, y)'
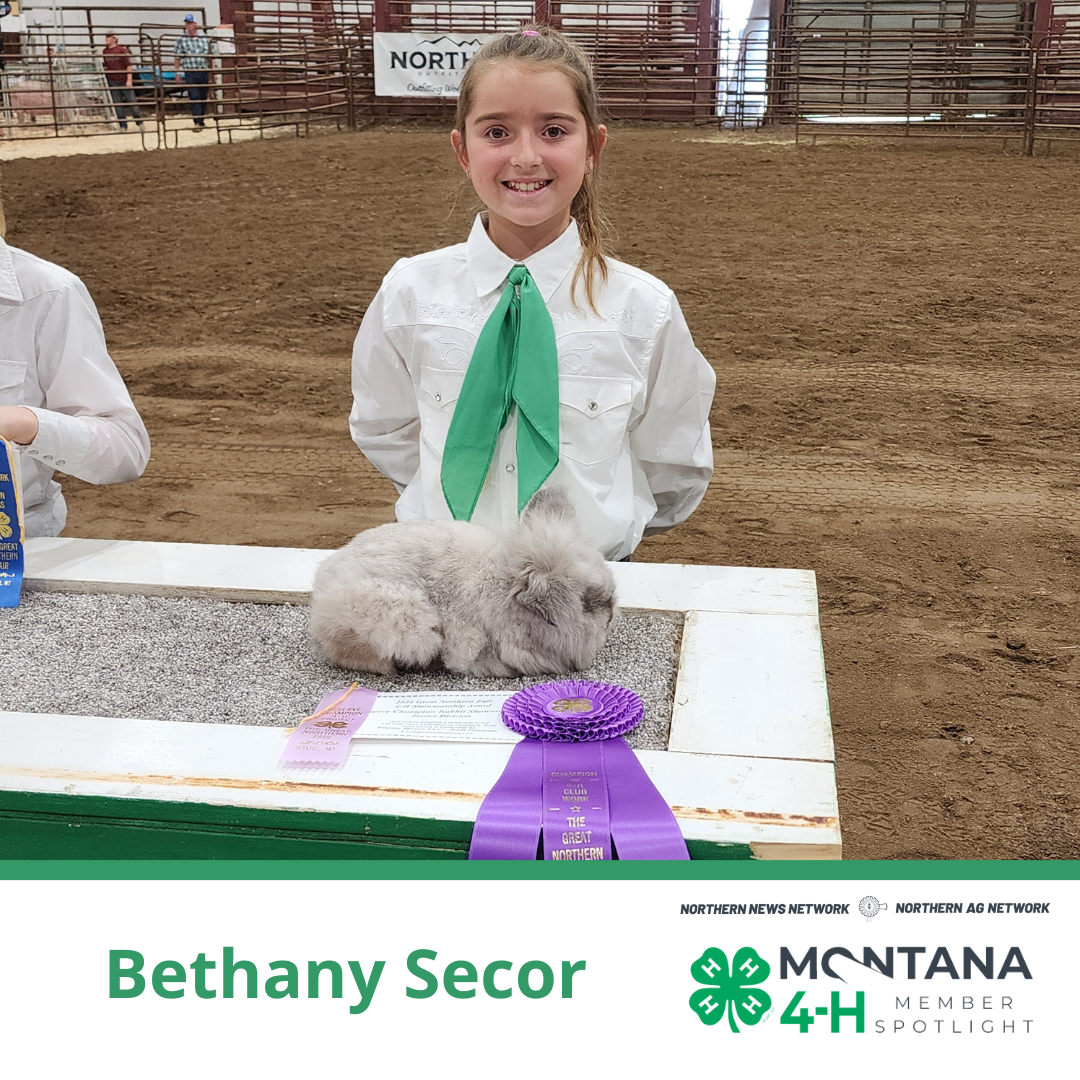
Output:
(55, 459), (65, 466)
(588, 401), (598, 411)
(434, 393), (441, 402)
(29, 449), (38, 455)
(505, 463), (515, 473)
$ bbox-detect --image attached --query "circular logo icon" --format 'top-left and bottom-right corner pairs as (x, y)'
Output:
(858, 895), (888, 921)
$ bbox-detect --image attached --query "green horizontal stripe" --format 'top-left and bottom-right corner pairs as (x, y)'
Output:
(2, 859), (1077, 882)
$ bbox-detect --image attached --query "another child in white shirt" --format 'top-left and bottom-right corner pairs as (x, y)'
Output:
(0, 208), (150, 537)
(350, 27), (715, 561)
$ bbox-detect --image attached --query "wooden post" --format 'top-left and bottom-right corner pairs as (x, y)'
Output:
(765, 0), (787, 126)
(312, 0), (334, 37)
(221, 0), (250, 57)
(695, 0), (720, 123)
(373, 0), (400, 35)
(1023, 45), (1038, 155)
(218, 0), (240, 31)
(1031, 0), (1053, 50)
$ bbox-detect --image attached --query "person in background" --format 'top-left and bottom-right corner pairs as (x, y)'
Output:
(172, 13), (214, 130)
(102, 33), (143, 131)
(0, 199), (150, 537)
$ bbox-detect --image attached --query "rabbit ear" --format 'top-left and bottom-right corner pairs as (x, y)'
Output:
(521, 486), (574, 525)
(514, 567), (563, 626)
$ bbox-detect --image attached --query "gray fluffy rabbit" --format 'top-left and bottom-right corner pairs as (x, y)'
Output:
(308, 488), (617, 677)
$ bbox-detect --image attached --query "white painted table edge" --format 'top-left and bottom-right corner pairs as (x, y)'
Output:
(8, 538), (840, 858)
(24, 537), (820, 615)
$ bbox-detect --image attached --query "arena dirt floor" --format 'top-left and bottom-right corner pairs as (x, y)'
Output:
(3, 125), (1078, 860)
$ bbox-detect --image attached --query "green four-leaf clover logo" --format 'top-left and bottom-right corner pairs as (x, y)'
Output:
(689, 947), (772, 1032)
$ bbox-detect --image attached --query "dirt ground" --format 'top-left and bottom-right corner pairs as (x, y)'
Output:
(3, 125), (1078, 860)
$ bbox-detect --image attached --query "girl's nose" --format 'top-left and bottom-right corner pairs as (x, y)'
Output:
(510, 133), (543, 168)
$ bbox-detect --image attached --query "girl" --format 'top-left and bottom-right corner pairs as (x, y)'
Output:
(350, 27), (715, 561)
(0, 199), (150, 537)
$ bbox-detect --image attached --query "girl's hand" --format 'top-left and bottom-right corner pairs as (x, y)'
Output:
(0, 406), (40, 446)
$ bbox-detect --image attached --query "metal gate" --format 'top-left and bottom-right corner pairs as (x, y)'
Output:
(767, 0), (1080, 145)
(221, 0), (723, 121)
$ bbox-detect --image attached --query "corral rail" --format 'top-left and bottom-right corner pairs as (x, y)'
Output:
(1, 0), (1078, 148)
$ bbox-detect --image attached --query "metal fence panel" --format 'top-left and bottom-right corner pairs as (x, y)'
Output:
(6, 0), (1080, 146)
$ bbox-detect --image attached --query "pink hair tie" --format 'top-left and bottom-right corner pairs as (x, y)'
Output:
(521, 29), (540, 35)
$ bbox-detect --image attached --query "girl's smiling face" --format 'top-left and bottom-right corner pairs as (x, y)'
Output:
(451, 62), (606, 261)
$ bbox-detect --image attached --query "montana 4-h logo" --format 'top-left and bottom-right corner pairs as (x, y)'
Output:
(689, 947), (771, 1032)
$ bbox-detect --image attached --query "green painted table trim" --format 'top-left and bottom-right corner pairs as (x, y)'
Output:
(0, 791), (752, 861)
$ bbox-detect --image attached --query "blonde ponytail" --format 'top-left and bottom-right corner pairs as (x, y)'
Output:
(569, 159), (612, 313)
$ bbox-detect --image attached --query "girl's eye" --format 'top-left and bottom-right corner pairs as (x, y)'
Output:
(543, 125), (567, 139)
(485, 126), (509, 140)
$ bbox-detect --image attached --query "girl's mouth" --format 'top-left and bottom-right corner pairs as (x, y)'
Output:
(503, 179), (552, 192)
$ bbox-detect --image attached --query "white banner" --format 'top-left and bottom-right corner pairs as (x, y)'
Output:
(0, 874), (1073, 1075)
(373, 33), (493, 97)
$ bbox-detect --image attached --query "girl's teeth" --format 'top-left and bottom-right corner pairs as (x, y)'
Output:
(507, 181), (548, 191)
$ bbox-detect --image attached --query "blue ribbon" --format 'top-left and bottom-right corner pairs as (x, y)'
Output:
(0, 438), (25, 608)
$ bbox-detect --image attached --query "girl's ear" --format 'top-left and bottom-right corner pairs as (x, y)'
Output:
(451, 129), (470, 174)
(587, 124), (608, 173)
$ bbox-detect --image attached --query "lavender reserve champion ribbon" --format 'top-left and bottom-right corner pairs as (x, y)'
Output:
(279, 685), (378, 769)
(469, 680), (689, 861)
(0, 438), (26, 609)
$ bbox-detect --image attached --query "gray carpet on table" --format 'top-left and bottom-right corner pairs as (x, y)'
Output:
(1, 592), (683, 750)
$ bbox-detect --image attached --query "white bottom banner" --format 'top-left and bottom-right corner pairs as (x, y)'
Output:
(1, 876), (1069, 1075)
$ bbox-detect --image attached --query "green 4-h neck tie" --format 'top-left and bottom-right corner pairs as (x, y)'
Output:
(441, 265), (560, 521)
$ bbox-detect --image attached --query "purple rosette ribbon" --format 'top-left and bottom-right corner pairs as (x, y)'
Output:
(501, 679), (643, 742)
(469, 680), (689, 861)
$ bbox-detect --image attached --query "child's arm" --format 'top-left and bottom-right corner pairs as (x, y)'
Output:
(0, 407), (39, 445)
(629, 292), (716, 534)
(349, 285), (420, 492)
(20, 276), (149, 485)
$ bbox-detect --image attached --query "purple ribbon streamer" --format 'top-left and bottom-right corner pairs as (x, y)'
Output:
(603, 737), (689, 861)
(469, 737), (688, 861)
(468, 738), (544, 861)
(542, 741), (611, 862)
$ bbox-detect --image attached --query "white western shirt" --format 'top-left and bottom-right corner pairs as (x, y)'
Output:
(0, 239), (151, 537)
(350, 216), (715, 560)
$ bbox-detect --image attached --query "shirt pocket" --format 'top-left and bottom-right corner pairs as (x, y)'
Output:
(417, 365), (468, 451)
(0, 359), (28, 407)
(558, 374), (634, 466)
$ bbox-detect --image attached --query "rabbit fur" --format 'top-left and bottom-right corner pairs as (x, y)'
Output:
(308, 488), (618, 677)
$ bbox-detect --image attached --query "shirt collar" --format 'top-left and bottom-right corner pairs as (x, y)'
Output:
(465, 214), (581, 304)
(0, 239), (24, 303)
